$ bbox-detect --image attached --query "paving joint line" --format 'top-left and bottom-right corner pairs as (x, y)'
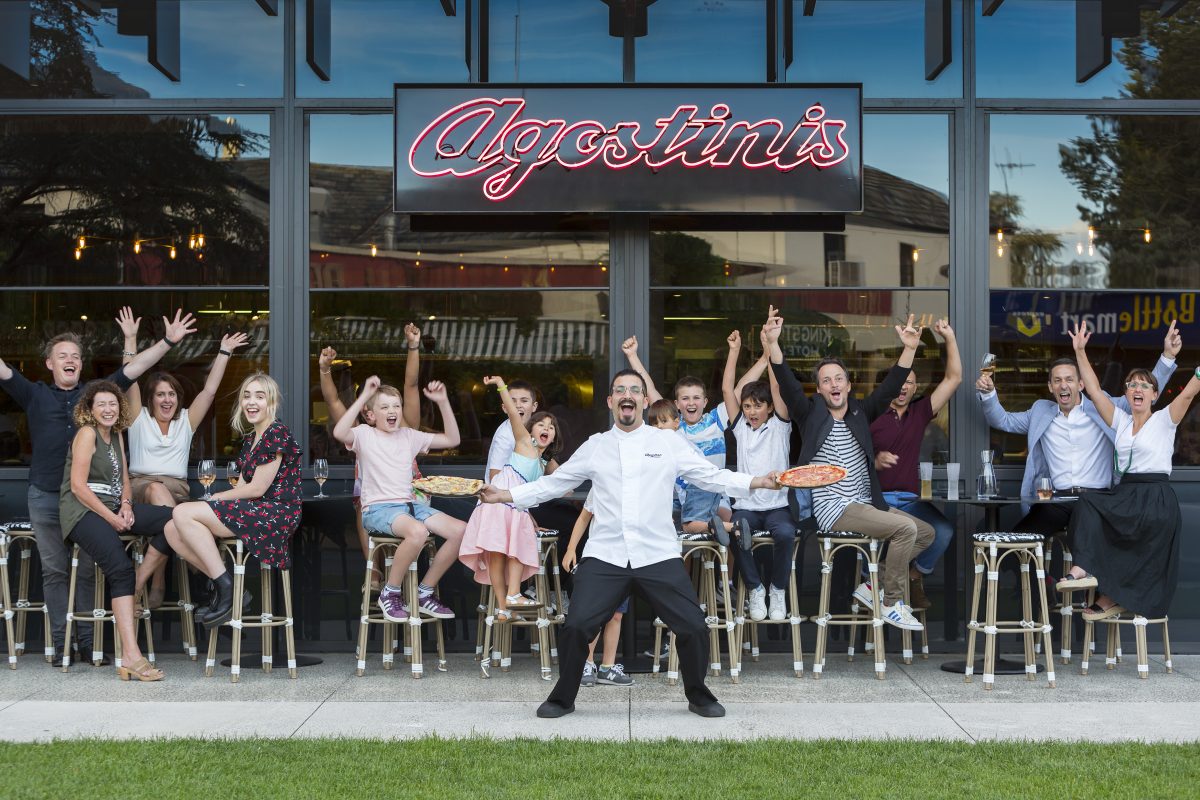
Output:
(895, 660), (977, 743)
(288, 668), (354, 738)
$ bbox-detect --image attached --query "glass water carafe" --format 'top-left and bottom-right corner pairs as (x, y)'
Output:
(976, 449), (998, 499)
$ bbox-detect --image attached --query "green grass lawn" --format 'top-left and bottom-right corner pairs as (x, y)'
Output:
(2, 738), (1195, 799)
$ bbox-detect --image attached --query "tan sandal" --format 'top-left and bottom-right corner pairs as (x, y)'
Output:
(117, 657), (164, 682)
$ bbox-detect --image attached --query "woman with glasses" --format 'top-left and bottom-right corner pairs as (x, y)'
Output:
(1056, 323), (1200, 622)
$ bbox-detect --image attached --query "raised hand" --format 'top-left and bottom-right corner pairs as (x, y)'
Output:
(895, 313), (923, 350)
(1164, 319), (1182, 359)
(727, 330), (741, 350)
(621, 336), (638, 358)
(220, 332), (249, 354)
(162, 309), (198, 343)
(319, 346), (337, 370)
(762, 308), (783, 345)
(423, 380), (448, 403)
(976, 374), (995, 393)
(360, 375), (381, 398)
(483, 375), (506, 388)
(405, 322), (421, 349)
(1069, 321), (1091, 352)
(933, 318), (955, 340)
(115, 306), (141, 339)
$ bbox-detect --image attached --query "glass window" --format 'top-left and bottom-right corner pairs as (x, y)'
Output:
(636, 0), (765, 82)
(0, 114), (271, 288)
(977, 0), (1200, 100)
(648, 289), (952, 458)
(788, 0), (962, 97)
(987, 288), (1200, 467)
(298, 0), (467, 96)
(489, 0), (621, 82)
(0, 289), (269, 467)
(309, 290), (610, 467)
(0, 0), (282, 99)
(989, 114), (1199, 290)
(650, 115), (949, 288)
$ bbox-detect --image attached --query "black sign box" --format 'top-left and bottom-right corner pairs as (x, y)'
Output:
(394, 84), (863, 215)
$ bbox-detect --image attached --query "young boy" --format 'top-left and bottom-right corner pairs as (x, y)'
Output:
(722, 329), (795, 622)
(562, 492), (634, 688)
(333, 374), (464, 621)
(623, 335), (748, 546)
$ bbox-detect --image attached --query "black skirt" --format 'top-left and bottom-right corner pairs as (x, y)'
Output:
(1067, 473), (1180, 618)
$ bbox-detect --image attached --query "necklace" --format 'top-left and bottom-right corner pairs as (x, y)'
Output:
(1113, 421), (1136, 478)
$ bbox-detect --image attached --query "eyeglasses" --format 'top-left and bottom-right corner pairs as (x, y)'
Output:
(1126, 381), (1154, 390)
(612, 385), (644, 397)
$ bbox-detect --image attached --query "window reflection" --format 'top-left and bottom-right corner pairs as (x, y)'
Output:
(0, 114), (270, 288)
(0, 290), (269, 466)
(0, 0), (282, 99)
(297, 0), (466, 96)
(787, 0), (961, 97)
(990, 114), (1200, 290)
(977, 0), (1200, 99)
(987, 289), (1200, 466)
(488, 0), (621, 83)
(309, 291), (610, 466)
(637, 0), (764, 82)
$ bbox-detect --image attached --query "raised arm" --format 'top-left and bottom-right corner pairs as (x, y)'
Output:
(483, 375), (530, 445)
(424, 381), (460, 450)
(762, 326), (788, 421)
(764, 307), (812, 423)
(1070, 323), (1115, 427)
(115, 306), (143, 417)
(621, 335), (663, 405)
(332, 374), (379, 447)
(0, 356), (12, 382)
(123, 309), (198, 382)
(318, 347), (349, 425)
(402, 323), (422, 429)
(721, 330), (742, 421)
(1169, 368), (1200, 424)
(187, 332), (248, 430)
(928, 318), (963, 415)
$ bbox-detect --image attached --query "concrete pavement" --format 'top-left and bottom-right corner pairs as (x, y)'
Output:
(2, 650), (1198, 742)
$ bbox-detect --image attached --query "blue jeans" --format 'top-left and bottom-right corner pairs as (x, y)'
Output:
(882, 492), (954, 575)
(675, 486), (721, 524)
(362, 501), (441, 534)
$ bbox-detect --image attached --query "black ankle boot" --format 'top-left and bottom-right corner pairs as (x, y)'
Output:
(202, 571), (234, 629)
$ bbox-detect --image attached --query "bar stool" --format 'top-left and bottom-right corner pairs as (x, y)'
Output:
(204, 538), (297, 682)
(149, 556), (199, 660)
(1047, 533), (1107, 665)
(964, 532), (1056, 689)
(0, 522), (54, 665)
(811, 531), (886, 679)
(353, 533), (446, 678)
(61, 534), (156, 671)
(651, 533), (738, 684)
(733, 534), (805, 678)
(1079, 587), (1171, 679)
(477, 528), (564, 679)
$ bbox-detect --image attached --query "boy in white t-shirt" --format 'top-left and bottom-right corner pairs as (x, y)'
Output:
(484, 378), (540, 480)
(722, 330), (795, 623)
(333, 375), (464, 622)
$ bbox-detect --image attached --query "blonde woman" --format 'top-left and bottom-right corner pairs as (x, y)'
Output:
(59, 380), (173, 680)
(166, 374), (303, 628)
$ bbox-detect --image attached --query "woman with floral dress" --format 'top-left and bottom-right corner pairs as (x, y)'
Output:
(166, 373), (303, 628)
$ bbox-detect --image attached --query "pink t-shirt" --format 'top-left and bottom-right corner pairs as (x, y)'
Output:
(346, 425), (436, 510)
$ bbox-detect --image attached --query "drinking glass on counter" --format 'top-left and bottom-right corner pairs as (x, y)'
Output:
(226, 461), (240, 488)
(1036, 477), (1053, 501)
(919, 461), (933, 499)
(198, 459), (216, 500)
(946, 462), (960, 500)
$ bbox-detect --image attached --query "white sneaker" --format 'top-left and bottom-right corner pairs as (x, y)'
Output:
(881, 601), (924, 631)
(852, 581), (877, 610)
(748, 585), (767, 621)
(768, 586), (786, 621)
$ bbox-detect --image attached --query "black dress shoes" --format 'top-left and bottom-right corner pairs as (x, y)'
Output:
(536, 701), (575, 718)
(688, 701), (726, 718)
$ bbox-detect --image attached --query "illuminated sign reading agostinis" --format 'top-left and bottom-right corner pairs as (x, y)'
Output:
(394, 85), (863, 215)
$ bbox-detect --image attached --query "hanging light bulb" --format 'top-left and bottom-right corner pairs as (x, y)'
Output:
(1087, 225), (1095, 242)
(996, 229), (1004, 243)
(188, 235), (196, 250)
(1144, 227), (1151, 244)
(996, 244), (1005, 257)
(1076, 242), (1083, 255)
(74, 247), (82, 261)
(169, 245), (177, 260)
(133, 240), (141, 254)
(78, 235), (86, 249)
(1088, 243), (1095, 257)
(370, 243), (378, 257)
(912, 248), (920, 263)
(197, 234), (205, 248)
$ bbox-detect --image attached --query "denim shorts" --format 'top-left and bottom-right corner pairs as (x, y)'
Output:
(675, 486), (722, 524)
(361, 501), (441, 534)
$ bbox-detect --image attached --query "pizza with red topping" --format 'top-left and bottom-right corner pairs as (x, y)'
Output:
(778, 464), (848, 489)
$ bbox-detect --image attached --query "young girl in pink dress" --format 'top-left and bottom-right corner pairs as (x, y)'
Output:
(460, 376), (560, 620)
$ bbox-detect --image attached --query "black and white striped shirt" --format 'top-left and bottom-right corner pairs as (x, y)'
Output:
(811, 419), (872, 531)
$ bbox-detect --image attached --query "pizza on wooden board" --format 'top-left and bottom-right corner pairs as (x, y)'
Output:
(411, 476), (484, 497)
(778, 464), (848, 489)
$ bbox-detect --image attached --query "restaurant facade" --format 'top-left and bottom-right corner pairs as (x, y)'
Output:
(1, 0), (1199, 650)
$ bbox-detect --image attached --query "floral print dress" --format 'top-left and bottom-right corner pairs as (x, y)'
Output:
(210, 421), (303, 569)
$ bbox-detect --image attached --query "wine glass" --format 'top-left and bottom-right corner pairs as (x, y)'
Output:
(226, 461), (240, 489)
(979, 352), (996, 379)
(313, 458), (329, 498)
(198, 459), (216, 501)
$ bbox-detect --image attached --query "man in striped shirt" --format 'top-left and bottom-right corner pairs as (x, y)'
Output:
(765, 308), (934, 632)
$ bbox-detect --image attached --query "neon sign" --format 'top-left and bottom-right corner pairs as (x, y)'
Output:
(395, 85), (862, 214)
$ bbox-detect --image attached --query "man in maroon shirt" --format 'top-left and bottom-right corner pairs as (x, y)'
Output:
(869, 319), (962, 609)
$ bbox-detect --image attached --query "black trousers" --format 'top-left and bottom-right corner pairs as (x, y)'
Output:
(546, 556), (719, 710)
(731, 506), (796, 590)
(1013, 502), (1073, 538)
(66, 504), (173, 598)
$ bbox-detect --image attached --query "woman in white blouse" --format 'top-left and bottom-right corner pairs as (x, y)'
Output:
(1056, 322), (1200, 621)
(117, 307), (247, 606)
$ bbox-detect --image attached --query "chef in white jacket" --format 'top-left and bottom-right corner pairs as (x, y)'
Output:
(480, 368), (782, 719)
